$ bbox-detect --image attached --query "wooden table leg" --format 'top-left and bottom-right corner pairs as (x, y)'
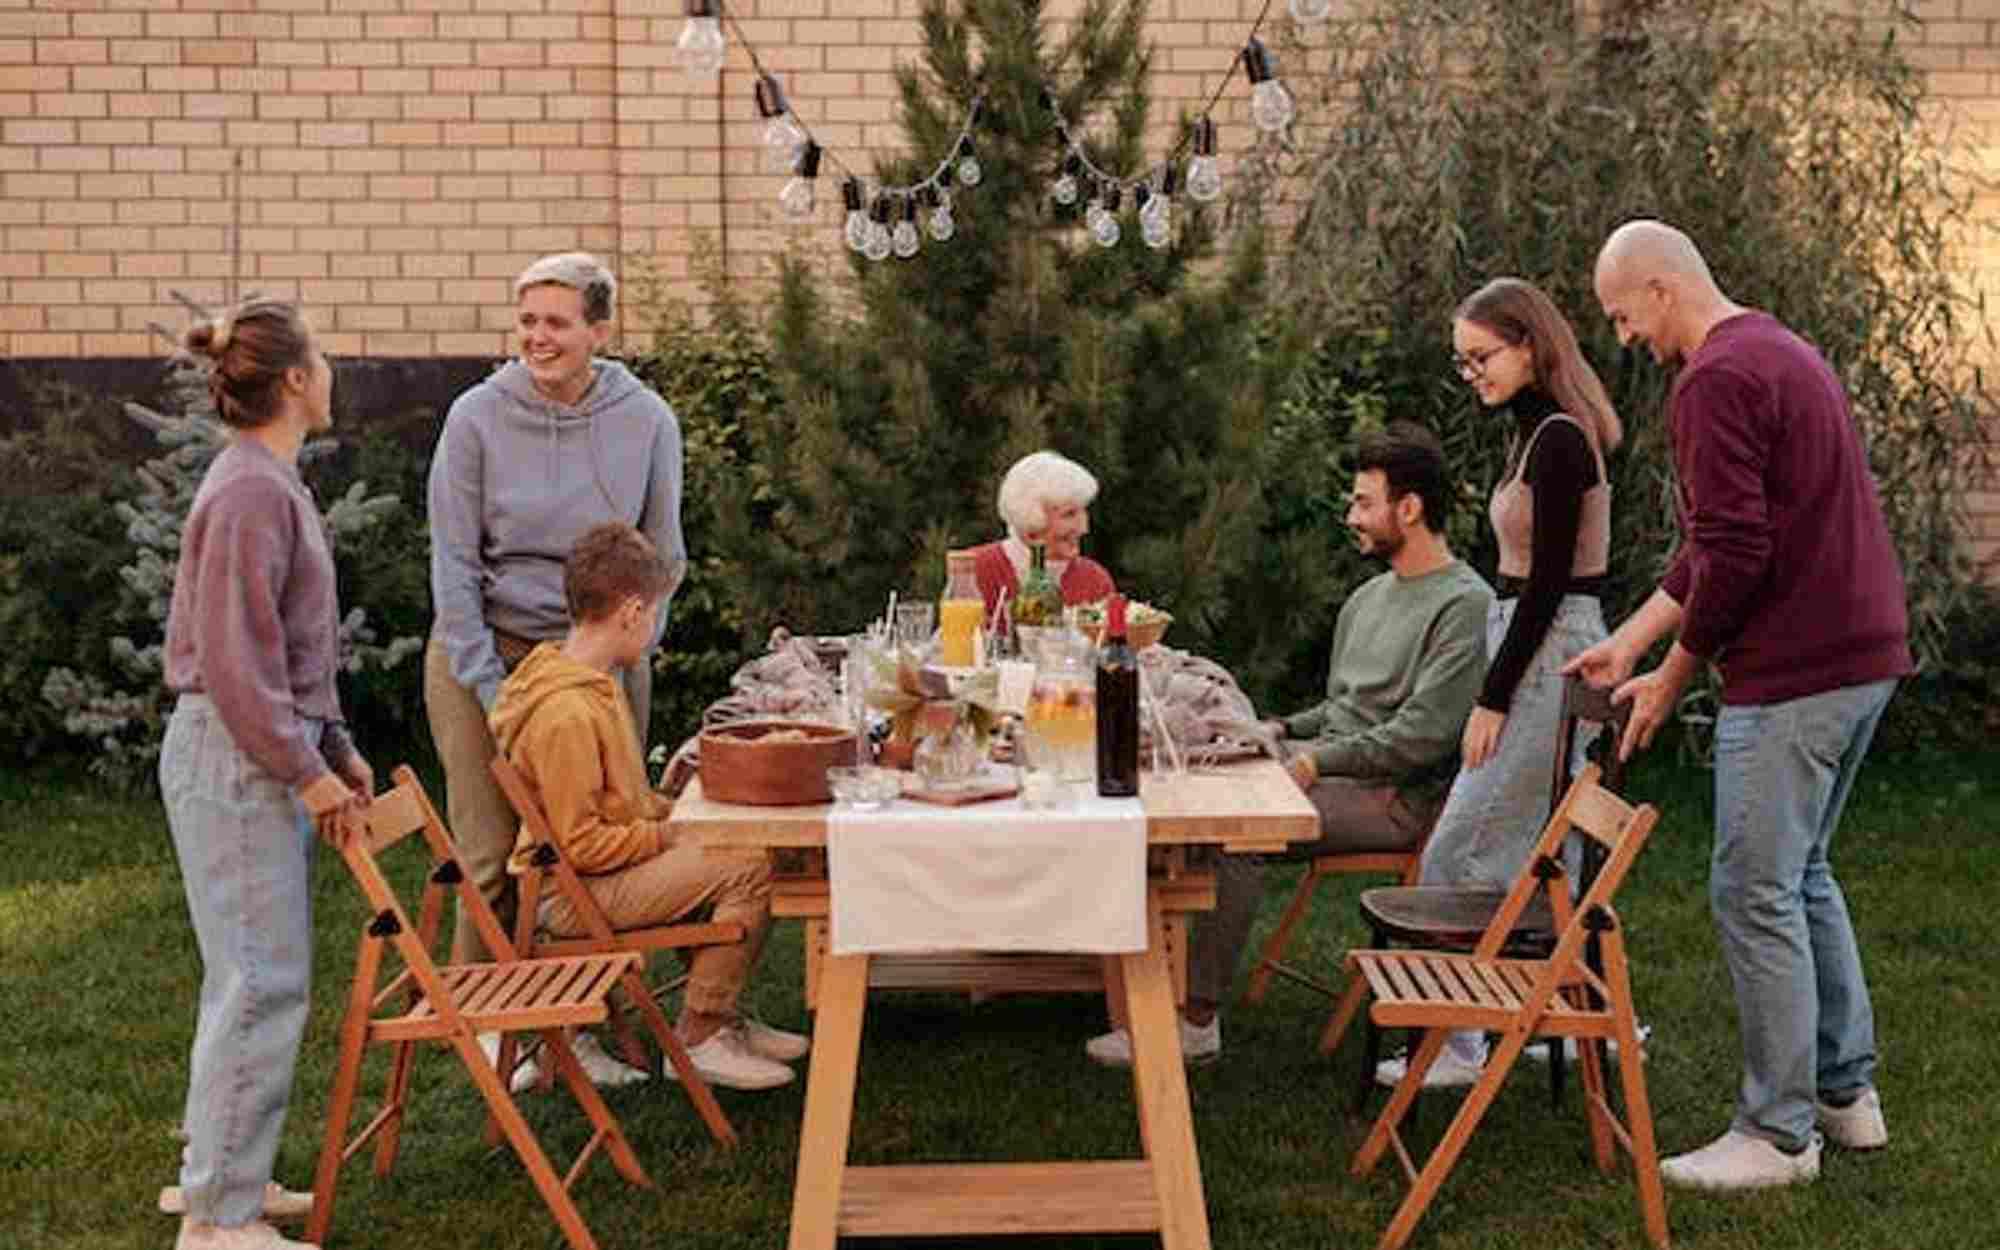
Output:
(788, 951), (869, 1250)
(1121, 901), (1213, 1250)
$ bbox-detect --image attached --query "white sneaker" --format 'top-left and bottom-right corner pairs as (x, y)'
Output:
(1084, 1015), (1221, 1068)
(175, 1217), (319, 1249)
(160, 1182), (313, 1222)
(1374, 1047), (1486, 1090)
(735, 1014), (811, 1063)
(1659, 1129), (1821, 1191)
(1817, 1086), (1888, 1150)
(666, 1024), (796, 1090)
(1526, 1023), (1653, 1065)
(567, 1031), (652, 1087)
(478, 1031), (542, 1094)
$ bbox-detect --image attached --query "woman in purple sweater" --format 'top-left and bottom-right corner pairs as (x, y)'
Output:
(158, 299), (372, 1250)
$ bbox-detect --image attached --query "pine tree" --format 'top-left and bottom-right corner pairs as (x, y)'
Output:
(709, 0), (1312, 689)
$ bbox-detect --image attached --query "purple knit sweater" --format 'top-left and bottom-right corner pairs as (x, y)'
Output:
(1660, 312), (1912, 705)
(163, 437), (355, 788)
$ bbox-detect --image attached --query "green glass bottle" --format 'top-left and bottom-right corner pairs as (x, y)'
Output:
(1013, 542), (1063, 628)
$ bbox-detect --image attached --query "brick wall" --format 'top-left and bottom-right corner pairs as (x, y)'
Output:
(3, 0), (1997, 564)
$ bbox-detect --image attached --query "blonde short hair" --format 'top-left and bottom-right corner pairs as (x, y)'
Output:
(996, 450), (1099, 539)
(514, 252), (617, 323)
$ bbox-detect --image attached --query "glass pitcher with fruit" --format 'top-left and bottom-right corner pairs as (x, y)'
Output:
(1022, 627), (1096, 791)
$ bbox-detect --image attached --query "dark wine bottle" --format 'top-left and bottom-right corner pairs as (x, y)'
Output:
(1096, 594), (1140, 797)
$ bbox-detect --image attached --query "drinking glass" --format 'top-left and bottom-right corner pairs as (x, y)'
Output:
(894, 601), (936, 649)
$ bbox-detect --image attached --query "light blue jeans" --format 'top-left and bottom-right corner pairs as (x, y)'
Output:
(1711, 678), (1895, 1150)
(1419, 594), (1606, 891)
(161, 695), (319, 1227)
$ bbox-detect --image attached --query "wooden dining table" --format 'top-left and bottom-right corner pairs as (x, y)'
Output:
(669, 757), (1318, 1250)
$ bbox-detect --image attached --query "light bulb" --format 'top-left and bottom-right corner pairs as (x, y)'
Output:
(1084, 201), (1106, 233)
(864, 220), (892, 262)
(777, 176), (815, 220)
(1142, 217), (1170, 250)
(776, 140), (820, 222)
(927, 204), (954, 242)
(956, 153), (982, 187)
(892, 219), (920, 259)
(1141, 195), (1170, 249)
(675, 12), (726, 77)
(841, 178), (869, 253)
(1052, 174), (1078, 206)
(762, 113), (807, 173)
(1289, 0), (1332, 20)
(1091, 212), (1121, 248)
(1242, 39), (1294, 133)
(1250, 80), (1295, 132)
(1185, 156), (1222, 202)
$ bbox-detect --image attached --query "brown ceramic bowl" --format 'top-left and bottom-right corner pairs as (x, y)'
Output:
(698, 719), (858, 805)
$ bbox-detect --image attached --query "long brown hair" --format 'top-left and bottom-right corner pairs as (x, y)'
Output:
(182, 297), (315, 429)
(1454, 277), (1622, 455)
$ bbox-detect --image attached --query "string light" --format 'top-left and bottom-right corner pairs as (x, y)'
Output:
(675, 0), (726, 78)
(701, 0), (1306, 251)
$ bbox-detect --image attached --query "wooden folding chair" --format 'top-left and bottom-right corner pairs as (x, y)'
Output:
(488, 754), (741, 1147)
(1321, 763), (1669, 1250)
(308, 765), (653, 1250)
(1243, 831), (1429, 1005)
(1334, 676), (1633, 1106)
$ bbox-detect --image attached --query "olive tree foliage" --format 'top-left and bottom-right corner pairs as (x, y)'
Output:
(1261, 0), (1993, 723)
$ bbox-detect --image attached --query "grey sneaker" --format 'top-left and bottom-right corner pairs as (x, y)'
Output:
(1817, 1086), (1887, 1150)
(736, 1015), (811, 1063)
(1659, 1129), (1821, 1191)
(667, 1024), (795, 1090)
(1084, 1015), (1221, 1068)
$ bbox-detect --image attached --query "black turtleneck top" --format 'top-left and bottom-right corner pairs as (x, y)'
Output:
(1479, 387), (1605, 714)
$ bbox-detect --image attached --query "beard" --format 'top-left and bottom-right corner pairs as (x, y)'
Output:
(1351, 520), (1404, 560)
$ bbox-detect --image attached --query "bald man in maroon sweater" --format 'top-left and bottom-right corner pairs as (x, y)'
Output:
(1570, 221), (1910, 1194)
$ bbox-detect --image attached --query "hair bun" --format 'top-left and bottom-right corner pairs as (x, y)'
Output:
(183, 315), (233, 359)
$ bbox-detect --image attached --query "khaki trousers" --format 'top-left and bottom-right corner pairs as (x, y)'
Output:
(425, 634), (653, 963)
(542, 843), (774, 1017)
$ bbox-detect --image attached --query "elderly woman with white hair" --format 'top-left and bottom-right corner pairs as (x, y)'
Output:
(968, 449), (1117, 616)
(423, 253), (685, 1086)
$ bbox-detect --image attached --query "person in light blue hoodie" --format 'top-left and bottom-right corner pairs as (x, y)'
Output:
(424, 253), (685, 1019)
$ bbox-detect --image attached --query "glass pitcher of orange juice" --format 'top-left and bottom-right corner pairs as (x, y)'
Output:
(937, 549), (983, 667)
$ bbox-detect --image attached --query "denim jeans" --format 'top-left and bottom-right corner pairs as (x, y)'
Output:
(1711, 678), (1895, 1150)
(161, 695), (319, 1227)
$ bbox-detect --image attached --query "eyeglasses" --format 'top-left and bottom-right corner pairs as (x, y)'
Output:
(1451, 343), (1514, 379)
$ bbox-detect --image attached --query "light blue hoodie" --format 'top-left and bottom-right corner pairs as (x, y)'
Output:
(427, 357), (684, 710)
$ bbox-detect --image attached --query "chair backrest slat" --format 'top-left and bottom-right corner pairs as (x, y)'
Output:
(363, 783), (429, 855)
(1565, 783), (1638, 849)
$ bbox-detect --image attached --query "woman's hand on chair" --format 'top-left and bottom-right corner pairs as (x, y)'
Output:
(1460, 707), (1505, 770)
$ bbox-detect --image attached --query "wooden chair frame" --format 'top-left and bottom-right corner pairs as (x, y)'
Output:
(1320, 764), (1669, 1250)
(489, 754), (743, 1148)
(1244, 839), (1427, 1006)
(308, 765), (654, 1250)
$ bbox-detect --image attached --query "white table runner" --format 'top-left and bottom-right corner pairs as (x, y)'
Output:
(826, 793), (1147, 955)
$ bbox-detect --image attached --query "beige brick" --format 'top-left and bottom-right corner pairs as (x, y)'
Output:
(72, 65), (145, 92)
(0, 14), (74, 40)
(6, 226), (75, 252)
(0, 253), (39, 278)
(432, 67), (503, 93)
(184, 39), (257, 67)
(49, 303), (123, 331)
(258, 201), (331, 226)
(473, 41), (544, 69)
(6, 172), (75, 199)
(5, 117), (73, 143)
(146, 13), (220, 39)
(437, 14), (512, 40)
(296, 174), (367, 201)
(259, 148), (331, 173)
(35, 39), (106, 65)
(217, 68), (292, 93)
(0, 307), (47, 333)
(77, 118), (148, 144)
(549, 40), (614, 68)
(443, 121), (514, 146)
(70, 13), (144, 39)
(473, 147), (543, 172)
(186, 93), (256, 118)
(406, 40), (474, 67)
(261, 41), (331, 67)
(263, 94), (329, 120)
(38, 145), (110, 173)
(299, 278), (373, 305)
(329, 148), (402, 173)
(329, 42), (399, 68)
(367, 226), (442, 251)
(224, 121), (298, 146)
(258, 254), (330, 279)
(403, 252), (471, 277)
(13, 278), (83, 303)
(340, 305), (407, 331)
(476, 199), (544, 225)
(79, 331), (154, 353)
(287, 68), (361, 93)
(292, 15), (365, 41)
(0, 67), (69, 91)
(151, 226), (226, 252)
(10, 333), (80, 354)
(220, 13), (293, 40)
(367, 15), (438, 39)
(114, 252), (187, 278)
(331, 95), (400, 121)
(474, 94), (543, 121)
(375, 121), (443, 146)
(300, 122), (371, 146)
(35, 91), (107, 117)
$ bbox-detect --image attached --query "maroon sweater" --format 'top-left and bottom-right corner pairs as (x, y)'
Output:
(969, 541), (1117, 617)
(163, 438), (356, 789)
(1660, 312), (1911, 705)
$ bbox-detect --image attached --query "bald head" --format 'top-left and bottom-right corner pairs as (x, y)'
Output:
(1596, 219), (1717, 293)
(1593, 219), (1737, 366)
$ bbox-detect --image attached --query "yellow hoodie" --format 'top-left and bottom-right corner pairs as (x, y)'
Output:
(489, 642), (672, 876)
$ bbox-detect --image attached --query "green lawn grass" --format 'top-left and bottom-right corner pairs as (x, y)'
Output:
(3, 748), (1995, 1250)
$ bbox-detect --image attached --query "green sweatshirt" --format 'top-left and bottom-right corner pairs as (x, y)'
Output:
(1283, 559), (1493, 789)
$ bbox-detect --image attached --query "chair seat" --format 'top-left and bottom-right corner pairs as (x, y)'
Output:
(1359, 886), (1556, 951)
(1351, 948), (1609, 1036)
(380, 953), (637, 1040)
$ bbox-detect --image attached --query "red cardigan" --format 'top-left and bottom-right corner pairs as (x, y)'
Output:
(968, 541), (1116, 617)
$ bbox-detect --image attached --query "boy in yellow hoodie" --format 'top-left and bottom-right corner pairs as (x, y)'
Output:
(490, 522), (808, 1090)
